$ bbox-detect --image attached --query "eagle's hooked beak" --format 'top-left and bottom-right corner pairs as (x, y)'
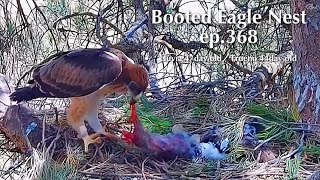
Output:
(130, 99), (135, 105)
(130, 92), (143, 105)
(127, 81), (144, 105)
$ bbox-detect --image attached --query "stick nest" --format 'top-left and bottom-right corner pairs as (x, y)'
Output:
(0, 83), (319, 180)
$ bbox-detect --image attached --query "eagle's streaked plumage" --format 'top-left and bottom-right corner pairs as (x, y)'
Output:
(10, 48), (149, 152)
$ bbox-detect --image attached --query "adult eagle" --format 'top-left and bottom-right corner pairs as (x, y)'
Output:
(10, 48), (149, 152)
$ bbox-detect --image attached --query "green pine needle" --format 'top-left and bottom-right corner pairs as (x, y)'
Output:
(303, 145), (320, 156)
(192, 99), (210, 116)
(286, 158), (301, 180)
(37, 162), (77, 180)
(246, 103), (296, 141)
(123, 95), (173, 134)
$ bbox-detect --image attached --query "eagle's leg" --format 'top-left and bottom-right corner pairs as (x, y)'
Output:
(82, 133), (103, 153)
(67, 97), (103, 152)
(67, 115), (103, 153)
(85, 107), (118, 141)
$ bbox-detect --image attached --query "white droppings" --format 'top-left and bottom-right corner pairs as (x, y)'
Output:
(302, 83), (310, 100)
(296, 75), (308, 112)
(311, 73), (317, 87)
(315, 84), (320, 103)
(305, 64), (309, 70)
(315, 84), (320, 119)
(294, 67), (320, 115)
(295, 85), (301, 103)
(298, 98), (306, 112)
(293, 73), (301, 90)
(300, 74), (307, 86)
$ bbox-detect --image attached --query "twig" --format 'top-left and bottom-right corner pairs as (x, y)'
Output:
(41, 112), (46, 147)
(53, 12), (124, 36)
(141, 157), (149, 180)
(254, 128), (312, 151)
(96, 0), (115, 47)
(46, 130), (61, 157)
(277, 131), (305, 161)
(79, 171), (165, 179)
(31, 0), (59, 52)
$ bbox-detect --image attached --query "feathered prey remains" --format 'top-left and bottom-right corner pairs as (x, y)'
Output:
(122, 104), (231, 161)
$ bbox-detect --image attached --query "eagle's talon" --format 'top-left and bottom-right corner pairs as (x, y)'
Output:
(101, 131), (119, 141)
(97, 126), (119, 140)
(9, 48), (149, 154)
(83, 135), (103, 153)
(89, 132), (101, 140)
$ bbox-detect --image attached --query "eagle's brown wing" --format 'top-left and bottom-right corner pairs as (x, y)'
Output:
(32, 48), (122, 97)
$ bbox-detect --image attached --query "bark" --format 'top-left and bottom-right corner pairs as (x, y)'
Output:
(0, 73), (53, 154)
(291, 0), (320, 125)
(0, 104), (43, 154)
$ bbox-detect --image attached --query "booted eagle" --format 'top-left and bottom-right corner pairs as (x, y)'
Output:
(10, 48), (149, 152)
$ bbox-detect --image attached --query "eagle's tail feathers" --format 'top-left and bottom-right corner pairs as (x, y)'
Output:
(9, 85), (51, 103)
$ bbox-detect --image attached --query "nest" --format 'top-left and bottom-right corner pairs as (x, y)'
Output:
(0, 80), (320, 180)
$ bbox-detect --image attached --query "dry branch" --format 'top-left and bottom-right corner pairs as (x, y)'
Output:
(0, 104), (44, 153)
